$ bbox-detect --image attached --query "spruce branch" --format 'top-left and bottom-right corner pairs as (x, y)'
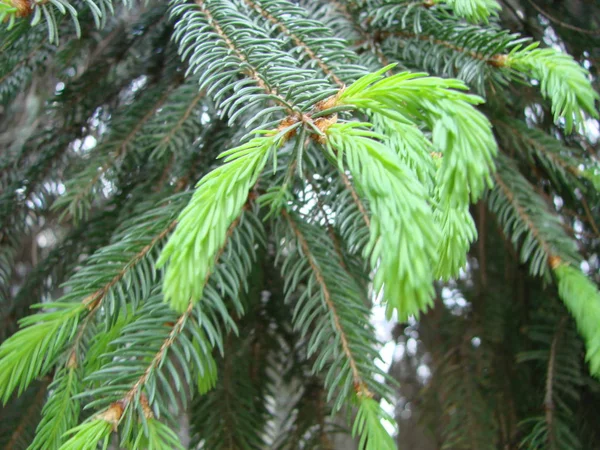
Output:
(28, 362), (81, 450)
(241, 0), (348, 87)
(381, 29), (509, 67)
(553, 261), (600, 378)
(284, 209), (368, 395)
(0, 195), (184, 403)
(194, 0), (284, 101)
(278, 211), (396, 449)
(489, 155), (580, 278)
(337, 66), (497, 205)
(326, 122), (439, 319)
(431, 0), (501, 23)
(171, 0), (331, 127)
(505, 44), (599, 133)
(518, 305), (584, 450)
(0, 0), (131, 43)
(158, 133), (282, 312)
(493, 118), (586, 187)
(54, 86), (177, 223)
(77, 211), (262, 448)
(543, 316), (567, 450)
(0, 302), (85, 404)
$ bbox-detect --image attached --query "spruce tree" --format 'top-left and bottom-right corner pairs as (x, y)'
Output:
(0, 0), (599, 448)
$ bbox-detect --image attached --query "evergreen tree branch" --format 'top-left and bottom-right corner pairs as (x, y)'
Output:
(74, 210), (263, 448)
(544, 316), (567, 450)
(54, 84), (178, 223)
(241, 0), (347, 87)
(340, 171), (371, 227)
(553, 261), (600, 378)
(28, 358), (81, 450)
(195, 0), (285, 101)
(158, 133), (282, 312)
(488, 154), (580, 278)
(283, 209), (367, 394)
(0, 195), (186, 402)
(278, 210), (396, 449)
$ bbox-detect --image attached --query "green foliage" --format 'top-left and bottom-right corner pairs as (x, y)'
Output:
(58, 418), (112, 450)
(276, 212), (395, 447)
(434, 0), (501, 23)
(487, 155), (580, 278)
(0, 0), (129, 43)
(128, 418), (185, 450)
(518, 306), (583, 450)
(339, 66), (497, 205)
(493, 118), (591, 190)
(1, 0), (600, 448)
(0, 303), (84, 404)
(554, 264), (600, 377)
(158, 135), (278, 312)
(506, 44), (599, 133)
(326, 122), (439, 320)
(29, 365), (82, 450)
(352, 397), (397, 450)
(433, 201), (477, 280)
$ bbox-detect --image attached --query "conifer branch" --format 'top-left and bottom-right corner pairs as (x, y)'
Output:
(194, 0), (293, 113)
(241, 0), (345, 87)
(283, 209), (369, 395)
(305, 172), (349, 267)
(81, 220), (178, 314)
(156, 90), (205, 152)
(492, 172), (554, 260)
(544, 316), (567, 450)
(340, 171), (371, 227)
(381, 30), (508, 67)
(59, 87), (176, 221)
(327, 0), (391, 69)
(106, 216), (242, 424)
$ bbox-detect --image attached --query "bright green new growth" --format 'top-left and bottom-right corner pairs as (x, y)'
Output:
(339, 66), (497, 206)
(507, 43), (600, 133)
(128, 419), (185, 450)
(433, 201), (477, 280)
(554, 264), (600, 377)
(330, 67), (498, 312)
(434, 0), (501, 23)
(0, 302), (85, 404)
(58, 418), (112, 450)
(29, 365), (81, 450)
(158, 134), (279, 312)
(326, 122), (439, 321)
(352, 397), (397, 450)
(370, 112), (436, 190)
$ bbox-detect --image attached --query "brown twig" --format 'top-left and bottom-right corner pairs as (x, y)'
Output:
(526, 0), (600, 35)
(377, 30), (508, 67)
